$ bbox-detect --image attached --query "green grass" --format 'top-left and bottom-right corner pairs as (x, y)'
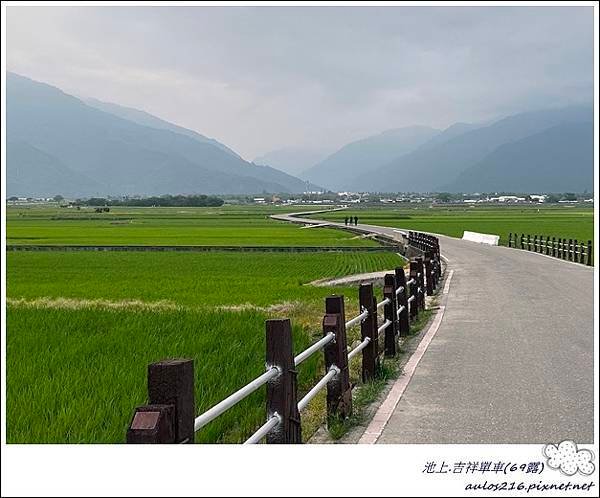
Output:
(7, 205), (374, 247)
(314, 205), (594, 245)
(6, 250), (405, 443)
(7, 251), (401, 307)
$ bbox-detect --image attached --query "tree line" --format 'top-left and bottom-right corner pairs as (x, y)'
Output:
(77, 195), (225, 207)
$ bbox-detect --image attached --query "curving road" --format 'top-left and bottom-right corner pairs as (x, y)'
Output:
(274, 211), (595, 443)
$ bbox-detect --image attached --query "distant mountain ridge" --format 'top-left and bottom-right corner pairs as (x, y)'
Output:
(7, 72), (593, 197)
(253, 146), (330, 176)
(301, 126), (441, 191)
(442, 121), (594, 193)
(85, 98), (243, 160)
(351, 105), (593, 193)
(7, 72), (315, 197)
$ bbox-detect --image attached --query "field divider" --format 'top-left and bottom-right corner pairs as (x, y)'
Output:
(7, 244), (400, 253)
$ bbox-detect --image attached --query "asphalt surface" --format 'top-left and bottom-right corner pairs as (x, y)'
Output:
(274, 212), (595, 443)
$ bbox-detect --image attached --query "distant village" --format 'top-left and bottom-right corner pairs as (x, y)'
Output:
(7, 191), (594, 207)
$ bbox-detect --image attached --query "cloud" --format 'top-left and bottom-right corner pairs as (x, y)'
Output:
(544, 441), (595, 476)
(5, 5), (594, 159)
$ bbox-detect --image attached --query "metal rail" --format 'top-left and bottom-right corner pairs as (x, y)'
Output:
(407, 278), (416, 285)
(348, 337), (371, 361)
(395, 286), (405, 296)
(294, 332), (335, 366)
(378, 319), (392, 334)
(297, 366), (340, 412)
(407, 295), (415, 303)
(396, 304), (406, 317)
(345, 309), (369, 329)
(194, 366), (280, 432)
(377, 297), (390, 309)
(243, 413), (281, 444)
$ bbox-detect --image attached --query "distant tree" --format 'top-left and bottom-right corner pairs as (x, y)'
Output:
(53, 195), (64, 202)
(436, 192), (454, 203)
(546, 194), (560, 203)
(8, 196), (18, 201)
(564, 193), (577, 201)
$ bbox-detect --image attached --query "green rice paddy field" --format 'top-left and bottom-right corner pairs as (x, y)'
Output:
(7, 250), (404, 443)
(6, 205), (373, 246)
(314, 205), (595, 245)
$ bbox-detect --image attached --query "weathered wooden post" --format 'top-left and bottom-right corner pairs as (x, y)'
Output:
(527, 234), (531, 251)
(424, 255), (434, 296)
(534, 235), (538, 252)
(265, 319), (301, 443)
(587, 240), (593, 266)
(127, 358), (195, 444)
(520, 233), (525, 249)
(408, 261), (420, 320)
(568, 239), (573, 261)
(552, 237), (557, 258)
(573, 239), (579, 263)
(558, 238), (563, 258)
(359, 284), (378, 382)
(415, 258), (426, 310)
(508, 233), (512, 248)
(395, 267), (410, 337)
(323, 296), (352, 420)
(383, 274), (398, 357)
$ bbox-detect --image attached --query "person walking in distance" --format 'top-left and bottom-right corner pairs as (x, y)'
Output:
(344, 216), (348, 226)
(354, 216), (359, 226)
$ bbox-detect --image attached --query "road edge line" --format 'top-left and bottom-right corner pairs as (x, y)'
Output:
(358, 303), (448, 444)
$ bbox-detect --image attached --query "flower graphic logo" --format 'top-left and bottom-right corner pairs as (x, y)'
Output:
(543, 440), (595, 476)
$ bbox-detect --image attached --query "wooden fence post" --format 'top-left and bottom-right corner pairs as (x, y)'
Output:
(587, 240), (593, 266)
(383, 274), (398, 357)
(527, 234), (531, 251)
(558, 238), (562, 258)
(359, 284), (378, 382)
(415, 258), (426, 310)
(568, 239), (573, 261)
(323, 296), (352, 420)
(127, 358), (195, 444)
(520, 233), (525, 249)
(408, 262), (419, 320)
(534, 234), (538, 252)
(424, 255), (434, 296)
(508, 233), (512, 248)
(265, 319), (301, 443)
(552, 237), (556, 258)
(395, 267), (410, 337)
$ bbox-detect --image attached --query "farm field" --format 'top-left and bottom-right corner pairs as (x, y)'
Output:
(6, 204), (374, 247)
(313, 205), (595, 245)
(7, 250), (404, 443)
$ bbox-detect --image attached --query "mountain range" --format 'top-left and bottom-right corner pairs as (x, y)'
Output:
(6, 72), (594, 197)
(351, 105), (593, 193)
(7, 73), (315, 197)
(301, 126), (441, 191)
(253, 147), (330, 177)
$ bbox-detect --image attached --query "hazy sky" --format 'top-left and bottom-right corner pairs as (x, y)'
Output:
(6, 5), (594, 160)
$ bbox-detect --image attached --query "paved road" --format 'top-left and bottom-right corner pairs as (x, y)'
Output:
(274, 212), (595, 443)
